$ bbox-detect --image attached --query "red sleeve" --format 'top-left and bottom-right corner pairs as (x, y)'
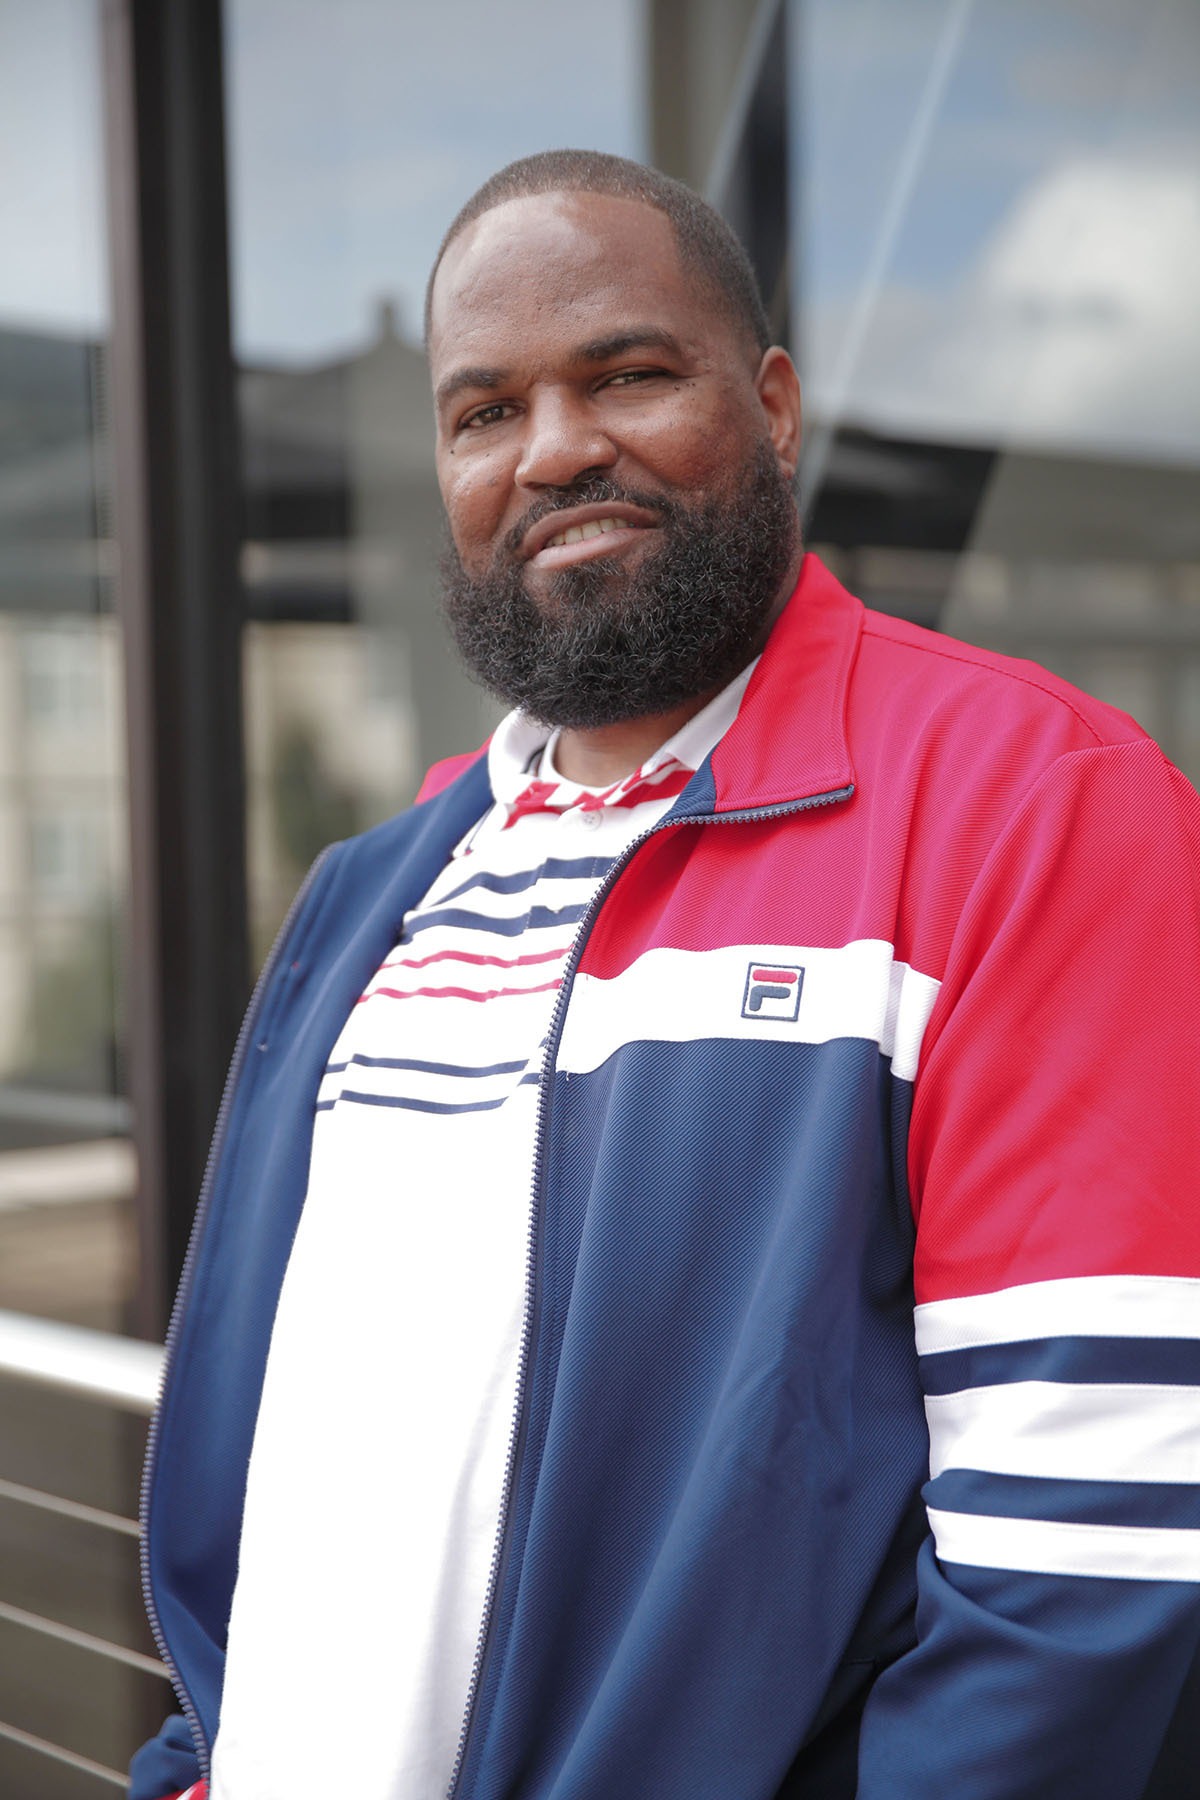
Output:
(911, 739), (1200, 1298)
(857, 740), (1200, 1799)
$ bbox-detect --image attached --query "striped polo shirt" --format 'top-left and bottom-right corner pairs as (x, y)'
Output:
(211, 664), (755, 1800)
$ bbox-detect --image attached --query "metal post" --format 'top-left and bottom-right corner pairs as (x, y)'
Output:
(705, 0), (792, 346)
(648, 0), (792, 345)
(648, 0), (761, 194)
(101, 0), (248, 1340)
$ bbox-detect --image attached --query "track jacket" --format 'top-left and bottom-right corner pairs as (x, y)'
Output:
(133, 555), (1200, 1800)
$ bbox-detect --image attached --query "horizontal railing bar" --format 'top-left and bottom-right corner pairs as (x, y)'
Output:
(0, 1598), (170, 1678)
(0, 1716), (129, 1788)
(0, 1137), (137, 1216)
(0, 1085), (133, 1134)
(0, 1473), (140, 1538)
(0, 1309), (162, 1414)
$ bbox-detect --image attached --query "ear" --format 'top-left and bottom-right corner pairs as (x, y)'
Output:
(754, 347), (802, 479)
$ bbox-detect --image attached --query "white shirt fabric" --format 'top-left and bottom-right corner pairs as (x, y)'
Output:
(211, 667), (754, 1800)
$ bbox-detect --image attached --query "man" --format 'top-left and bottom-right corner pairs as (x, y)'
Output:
(132, 151), (1200, 1800)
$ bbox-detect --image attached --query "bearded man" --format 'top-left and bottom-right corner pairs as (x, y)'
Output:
(132, 151), (1200, 1800)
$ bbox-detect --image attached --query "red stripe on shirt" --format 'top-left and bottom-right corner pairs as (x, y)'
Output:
(359, 978), (562, 1005)
(380, 946), (565, 974)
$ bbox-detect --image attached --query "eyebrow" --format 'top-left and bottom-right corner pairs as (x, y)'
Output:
(435, 364), (505, 410)
(574, 326), (684, 364)
(435, 326), (685, 413)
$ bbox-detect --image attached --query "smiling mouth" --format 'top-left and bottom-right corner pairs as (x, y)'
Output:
(544, 516), (633, 549)
(527, 519), (658, 574)
(519, 498), (664, 565)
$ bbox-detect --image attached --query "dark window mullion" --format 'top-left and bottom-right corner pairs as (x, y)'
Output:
(101, 0), (249, 1339)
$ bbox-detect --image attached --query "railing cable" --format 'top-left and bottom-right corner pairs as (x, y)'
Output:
(0, 1717), (130, 1788)
(0, 1473), (140, 1537)
(0, 1598), (169, 1678)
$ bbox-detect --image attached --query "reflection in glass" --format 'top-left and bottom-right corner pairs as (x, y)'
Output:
(0, 7), (160, 1791)
(226, 0), (647, 952)
(795, 0), (1200, 782)
(0, 0), (135, 1332)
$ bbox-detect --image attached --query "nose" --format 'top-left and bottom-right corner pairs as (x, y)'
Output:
(514, 390), (618, 490)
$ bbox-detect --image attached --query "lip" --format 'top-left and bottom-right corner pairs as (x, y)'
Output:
(521, 500), (661, 565)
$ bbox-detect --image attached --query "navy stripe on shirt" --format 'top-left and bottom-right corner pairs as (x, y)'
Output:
(317, 1071), (542, 1117)
(325, 1053), (529, 1080)
(401, 903), (590, 940)
(437, 856), (613, 906)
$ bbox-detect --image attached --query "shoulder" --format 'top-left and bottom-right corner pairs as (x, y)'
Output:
(831, 608), (1195, 977)
(844, 606), (1153, 833)
(415, 743), (491, 803)
(856, 607), (1148, 754)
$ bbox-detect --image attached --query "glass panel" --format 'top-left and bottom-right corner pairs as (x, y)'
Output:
(0, 0), (136, 1330)
(225, 0), (647, 946)
(0, 9), (156, 1793)
(795, 0), (1200, 783)
(243, 617), (420, 965)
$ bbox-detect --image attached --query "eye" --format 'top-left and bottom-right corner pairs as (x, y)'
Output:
(600, 367), (664, 391)
(460, 401), (514, 431)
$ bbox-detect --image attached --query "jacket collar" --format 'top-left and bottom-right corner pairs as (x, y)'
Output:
(695, 552), (861, 815)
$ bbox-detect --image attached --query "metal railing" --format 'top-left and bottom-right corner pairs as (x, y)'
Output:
(0, 1311), (161, 1416)
(0, 1309), (166, 1792)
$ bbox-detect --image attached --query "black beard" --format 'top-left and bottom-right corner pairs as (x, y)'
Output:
(439, 439), (800, 730)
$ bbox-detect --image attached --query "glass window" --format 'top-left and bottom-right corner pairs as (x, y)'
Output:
(0, 0), (135, 1331)
(0, 9), (156, 1792)
(795, 0), (1200, 782)
(224, 0), (646, 948)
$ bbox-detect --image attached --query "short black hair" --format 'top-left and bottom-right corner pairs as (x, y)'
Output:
(425, 148), (771, 357)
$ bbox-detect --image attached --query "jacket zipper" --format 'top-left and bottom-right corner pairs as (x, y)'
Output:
(445, 781), (853, 1798)
(138, 846), (335, 1782)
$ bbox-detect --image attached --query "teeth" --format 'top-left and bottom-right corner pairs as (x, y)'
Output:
(546, 516), (628, 549)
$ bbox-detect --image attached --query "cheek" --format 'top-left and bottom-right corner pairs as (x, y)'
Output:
(634, 394), (759, 490)
(441, 463), (504, 540)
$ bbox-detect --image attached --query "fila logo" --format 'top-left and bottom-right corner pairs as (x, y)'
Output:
(741, 963), (805, 1022)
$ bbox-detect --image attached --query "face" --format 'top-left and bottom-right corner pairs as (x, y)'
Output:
(427, 190), (802, 727)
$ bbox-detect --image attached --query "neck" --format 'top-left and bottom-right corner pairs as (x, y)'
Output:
(552, 695), (713, 787)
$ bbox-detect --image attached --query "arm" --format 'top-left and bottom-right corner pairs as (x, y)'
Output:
(859, 742), (1200, 1798)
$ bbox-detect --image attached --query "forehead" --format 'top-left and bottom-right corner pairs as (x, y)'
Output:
(429, 191), (713, 374)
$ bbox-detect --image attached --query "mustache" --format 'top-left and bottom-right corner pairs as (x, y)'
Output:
(499, 477), (680, 557)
